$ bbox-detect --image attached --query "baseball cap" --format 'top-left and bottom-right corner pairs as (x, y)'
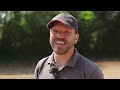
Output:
(47, 13), (78, 33)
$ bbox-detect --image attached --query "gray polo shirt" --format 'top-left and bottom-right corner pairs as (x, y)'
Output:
(34, 48), (104, 79)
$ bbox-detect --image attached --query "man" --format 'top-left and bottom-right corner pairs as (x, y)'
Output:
(34, 13), (104, 79)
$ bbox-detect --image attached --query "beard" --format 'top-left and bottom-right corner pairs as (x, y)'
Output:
(50, 38), (74, 55)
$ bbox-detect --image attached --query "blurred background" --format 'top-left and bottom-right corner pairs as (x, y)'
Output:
(0, 11), (120, 79)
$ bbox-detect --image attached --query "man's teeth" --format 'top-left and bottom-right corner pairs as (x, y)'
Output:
(55, 41), (65, 45)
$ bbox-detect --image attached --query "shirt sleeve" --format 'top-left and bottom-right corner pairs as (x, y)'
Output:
(89, 68), (104, 79)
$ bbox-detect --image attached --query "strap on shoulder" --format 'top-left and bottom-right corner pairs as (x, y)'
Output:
(39, 56), (49, 73)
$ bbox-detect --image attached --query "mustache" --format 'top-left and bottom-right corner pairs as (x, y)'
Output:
(54, 38), (66, 42)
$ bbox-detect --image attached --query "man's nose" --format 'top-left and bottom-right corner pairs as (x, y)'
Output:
(56, 32), (65, 38)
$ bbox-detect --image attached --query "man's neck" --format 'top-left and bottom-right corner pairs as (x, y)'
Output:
(53, 48), (74, 67)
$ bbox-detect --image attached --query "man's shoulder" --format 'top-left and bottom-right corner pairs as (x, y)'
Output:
(37, 56), (49, 65)
(34, 56), (50, 79)
(79, 54), (100, 69)
(78, 54), (104, 79)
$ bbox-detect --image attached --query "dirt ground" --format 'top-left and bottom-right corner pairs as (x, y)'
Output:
(0, 60), (120, 79)
(96, 60), (120, 79)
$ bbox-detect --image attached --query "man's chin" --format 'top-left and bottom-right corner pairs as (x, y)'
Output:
(54, 49), (66, 55)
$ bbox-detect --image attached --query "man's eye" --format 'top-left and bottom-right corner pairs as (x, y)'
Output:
(52, 30), (58, 33)
(64, 31), (70, 35)
(54, 30), (58, 33)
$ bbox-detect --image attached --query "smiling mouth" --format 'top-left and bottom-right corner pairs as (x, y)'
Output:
(55, 41), (65, 45)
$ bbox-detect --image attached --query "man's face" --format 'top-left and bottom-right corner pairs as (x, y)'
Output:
(49, 22), (79, 55)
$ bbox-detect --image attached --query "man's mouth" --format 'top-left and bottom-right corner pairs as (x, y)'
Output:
(55, 41), (65, 45)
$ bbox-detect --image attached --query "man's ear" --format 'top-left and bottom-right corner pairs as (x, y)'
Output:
(74, 34), (79, 44)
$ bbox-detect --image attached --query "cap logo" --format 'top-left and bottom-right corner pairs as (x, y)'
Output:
(68, 18), (73, 23)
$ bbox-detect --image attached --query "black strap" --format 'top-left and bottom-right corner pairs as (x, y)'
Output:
(39, 56), (49, 73)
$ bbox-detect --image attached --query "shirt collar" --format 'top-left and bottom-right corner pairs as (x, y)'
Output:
(47, 53), (54, 64)
(47, 48), (79, 68)
(65, 48), (79, 68)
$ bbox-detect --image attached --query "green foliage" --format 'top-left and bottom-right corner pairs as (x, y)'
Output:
(0, 11), (120, 60)
(78, 11), (95, 21)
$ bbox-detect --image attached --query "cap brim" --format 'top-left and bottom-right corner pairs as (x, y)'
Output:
(47, 20), (74, 29)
